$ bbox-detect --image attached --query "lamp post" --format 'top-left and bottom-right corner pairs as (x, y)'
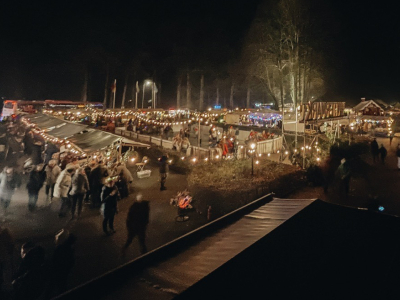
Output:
(250, 143), (256, 176)
(198, 118), (202, 147)
(152, 82), (157, 109)
(141, 80), (151, 109)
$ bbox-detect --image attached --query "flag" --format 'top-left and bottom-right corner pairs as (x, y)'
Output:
(111, 79), (116, 93)
(136, 81), (140, 93)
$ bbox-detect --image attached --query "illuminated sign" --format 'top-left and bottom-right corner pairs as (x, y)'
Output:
(214, 105), (222, 110)
(299, 102), (346, 121)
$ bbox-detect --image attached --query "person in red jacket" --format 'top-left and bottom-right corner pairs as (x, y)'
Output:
(221, 139), (229, 157)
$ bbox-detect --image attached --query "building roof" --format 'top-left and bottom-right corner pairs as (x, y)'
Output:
(176, 200), (400, 300)
(353, 100), (383, 112)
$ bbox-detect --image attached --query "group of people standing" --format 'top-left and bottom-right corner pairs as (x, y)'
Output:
(209, 126), (237, 158)
(172, 133), (191, 154)
(0, 224), (77, 300)
(371, 138), (387, 164)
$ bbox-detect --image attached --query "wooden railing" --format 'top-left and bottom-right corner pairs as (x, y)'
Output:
(115, 128), (283, 160)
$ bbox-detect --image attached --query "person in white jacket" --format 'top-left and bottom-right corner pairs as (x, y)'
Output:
(54, 168), (74, 218)
(45, 160), (61, 204)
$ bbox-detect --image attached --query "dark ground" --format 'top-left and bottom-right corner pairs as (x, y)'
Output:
(1, 126), (399, 299)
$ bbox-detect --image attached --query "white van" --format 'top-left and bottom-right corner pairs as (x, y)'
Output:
(1, 100), (18, 120)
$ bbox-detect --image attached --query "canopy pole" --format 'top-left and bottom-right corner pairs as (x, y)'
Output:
(118, 140), (122, 162)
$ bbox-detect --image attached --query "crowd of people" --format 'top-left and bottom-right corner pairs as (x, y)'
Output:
(246, 129), (275, 143)
(172, 129), (191, 154)
(0, 118), (154, 299)
(207, 126), (237, 158)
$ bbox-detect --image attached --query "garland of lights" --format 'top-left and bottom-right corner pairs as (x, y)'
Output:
(21, 117), (87, 157)
(39, 109), (324, 164)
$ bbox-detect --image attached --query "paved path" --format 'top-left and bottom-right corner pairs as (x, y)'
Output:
(0, 161), (207, 295)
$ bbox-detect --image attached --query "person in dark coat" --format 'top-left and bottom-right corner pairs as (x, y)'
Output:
(321, 153), (341, 194)
(83, 164), (92, 203)
(379, 144), (387, 165)
(396, 144), (400, 170)
(337, 158), (351, 197)
(159, 155), (169, 191)
(371, 138), (379, 163)
(23, 130), (34, 156)
(0, 225), (14, 291)
(101, 177), (119, 235)
(26, 165), (46, 211)
(31, 141), (44, 165)
(43, 142), (59, 164)
(89, 161), (109, 208)
(12, 242), (46, 300)
(45, 230), (76, 299)
(122, 193), (149, 255)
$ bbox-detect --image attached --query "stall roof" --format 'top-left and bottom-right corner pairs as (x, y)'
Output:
(68, 130), (121, 152)
(25, 114), (52, 123)
(24, 114), (66, 129)
(46, 122), (88, 139)
(25, 114), (150, 152)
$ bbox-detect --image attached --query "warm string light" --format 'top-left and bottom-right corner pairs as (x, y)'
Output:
(21, 117), (87, 158)
(44, 109), (228, 127)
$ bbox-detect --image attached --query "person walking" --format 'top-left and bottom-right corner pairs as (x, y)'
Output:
(371, 138), (379, 163)
(337, 158), (351, 197)
(396, 144), (400, 170)
(0, 167), (21, 220)
(122, 193), (149, 256)
(389, 133), (394, 146)
(159, 155), (169, 191)
(54, 168), (74, 218)
(379, 144), (387, 165)
(45, 230), (76, 299)
(181, 137), (191, 155)
(26, 164), (46, 211)
(44, 160), (61, 204)
(89, 161), (109, 208)
(12, 242), (46, 300)
(114, 162), (133, 199)
(0, 225), (14, 293)
(84, 162), (95, 203)
(100, 177), (119, 235)
(69, 167), (89, 220)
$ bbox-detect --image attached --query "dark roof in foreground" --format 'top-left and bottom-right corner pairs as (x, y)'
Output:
(176, 200), (400, 300)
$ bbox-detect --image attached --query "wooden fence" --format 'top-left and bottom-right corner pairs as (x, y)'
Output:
(115, 128), (282, 161)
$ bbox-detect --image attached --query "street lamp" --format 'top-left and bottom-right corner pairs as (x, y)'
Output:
(141, 80), (152, 109)
(250, 143), (256, 176)
(198, 118), (203, 146)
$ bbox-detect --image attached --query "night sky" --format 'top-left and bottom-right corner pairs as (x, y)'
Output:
(0, 0), (399, 107)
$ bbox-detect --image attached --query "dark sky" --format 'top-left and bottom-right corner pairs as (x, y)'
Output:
(0, 0), (399, 106)
(329, 0), (400, 104)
